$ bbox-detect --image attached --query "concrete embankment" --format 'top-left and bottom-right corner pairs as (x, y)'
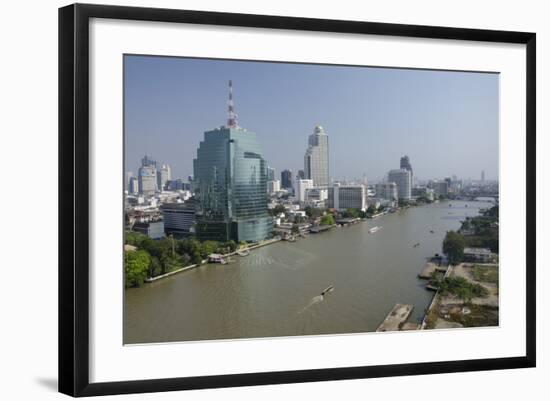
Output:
(376, 304), (414, 332)
(420, 265), (453, 329)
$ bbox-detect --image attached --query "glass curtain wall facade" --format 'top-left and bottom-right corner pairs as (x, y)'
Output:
(193, 126), (272, 242)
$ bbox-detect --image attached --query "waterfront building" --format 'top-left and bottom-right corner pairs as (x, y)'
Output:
(165, 179), (191, 191)
(412, 186), (435, 201)
(268, 180), (281, 194)
(157, 164), (172, 191)
(132, 220), (165, 239)
(281, 169), (293, 189)
(430, 180), (449, 197)
(297, 169), (305, 180)
(160, 202), (196, 237)
(304, 125), (329, 187)
(481, 170), (486, 182)
(463, 247), (493, 263)
(388, 169), (412, 200)
(305, 187), (328, 202)
(193, 80), (272, 242)
(400, 155), (413, 184)
(295, 179), (314, 203)
(375, 182), (398, 201)
(328, 184), (366, 211)
(138, 164), (157, 195)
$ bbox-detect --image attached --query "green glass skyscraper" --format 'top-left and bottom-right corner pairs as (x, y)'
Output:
(193, 81), (272, 242)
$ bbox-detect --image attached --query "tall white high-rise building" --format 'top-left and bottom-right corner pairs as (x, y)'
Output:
(304, 125), (329, 187)
(138, 155), (158, 195)
(157, 164), (172, 191)
(388, 169), (412, 200)
(267, 180), (281, 194)
(375, 182), (398, 201)
(295, 179), (314, 203)
(138, 165), (157, 195)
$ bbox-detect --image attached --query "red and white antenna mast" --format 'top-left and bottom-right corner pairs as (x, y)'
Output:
(227, 80), (238, 128)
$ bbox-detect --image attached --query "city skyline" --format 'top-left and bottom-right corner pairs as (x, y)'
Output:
(124, 55), (499, 182)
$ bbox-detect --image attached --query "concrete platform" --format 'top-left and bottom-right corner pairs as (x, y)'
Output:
(419, 262), (448, 279)
(376, 304), (414, 332)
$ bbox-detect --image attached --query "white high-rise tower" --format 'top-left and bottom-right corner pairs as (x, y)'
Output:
(304, 125), (329, 187)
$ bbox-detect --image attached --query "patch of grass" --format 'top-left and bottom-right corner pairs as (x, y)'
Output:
(424, 299), (440, 330)
(473, 265), (499, 284)
(438, 276), (489, 303)
(449, 304), (499, 327)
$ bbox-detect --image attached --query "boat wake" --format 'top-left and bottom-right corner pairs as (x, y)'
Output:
(298, 295), (324, 314)
(298, 286), (334, 314)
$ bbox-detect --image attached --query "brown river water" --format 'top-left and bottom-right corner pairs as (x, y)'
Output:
(124, 200), (491, 344)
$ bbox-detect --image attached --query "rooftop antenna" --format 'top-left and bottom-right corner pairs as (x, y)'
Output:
(227, 80), (238, 128)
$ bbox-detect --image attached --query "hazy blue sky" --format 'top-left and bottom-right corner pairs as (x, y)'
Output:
(124, 55), (499, 182)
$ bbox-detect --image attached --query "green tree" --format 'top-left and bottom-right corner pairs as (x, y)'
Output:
(320, 213), (335, 226)
(438, 276), (488, 303)
(366, 205), (377, 215)
(124, 250), (151, 288)
(346, 208), (360, 218)
(443, 231), (466, 265)
(149, 256), (162, 277)
(270, 204), (286, 216)
(201, 240), (219, 258)
(222, 240), (238, 253)
(305, 206), (323, 219)
(291, 223), (300, 234)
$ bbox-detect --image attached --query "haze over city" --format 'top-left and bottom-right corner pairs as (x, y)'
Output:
(124, 55), (499, 182)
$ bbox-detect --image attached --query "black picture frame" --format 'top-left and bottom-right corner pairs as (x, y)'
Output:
(59, 3), (536, 397)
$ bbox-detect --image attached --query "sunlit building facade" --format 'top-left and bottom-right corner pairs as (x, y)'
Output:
(304, 125), (329, 187)
(193, 126), (272, 242)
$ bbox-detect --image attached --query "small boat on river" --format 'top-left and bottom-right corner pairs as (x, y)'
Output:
(369, 226), (380, 233)
(236, 249), (250, 257)
(321, 285), (334, 296)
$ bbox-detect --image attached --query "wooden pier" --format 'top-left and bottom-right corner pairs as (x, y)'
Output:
(376, 304), (414, 332)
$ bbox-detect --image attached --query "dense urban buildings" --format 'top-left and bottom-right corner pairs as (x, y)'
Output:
(388, 169), (412, 200)
(157, 164), (172, 191)
(267, 166), (275, 182)
(160, 202), (196, 237)
(268, 180), (281, 194)
(295, 179), (314, 203)
(192, 81), (272, 242)
(375, 182), (398, 201)
(304, 125), (329, 187)
(138, 163), (157, 195)
(281, 169), (293, 189)
(430, 180), (449, 197)
(328, 184), (367, 211)
(400, 155), (413, 184)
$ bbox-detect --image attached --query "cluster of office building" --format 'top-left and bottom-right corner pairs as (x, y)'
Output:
(125, 81), (496, 245)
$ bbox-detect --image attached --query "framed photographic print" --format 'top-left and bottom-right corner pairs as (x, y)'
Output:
(58, 3), (536, 397)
